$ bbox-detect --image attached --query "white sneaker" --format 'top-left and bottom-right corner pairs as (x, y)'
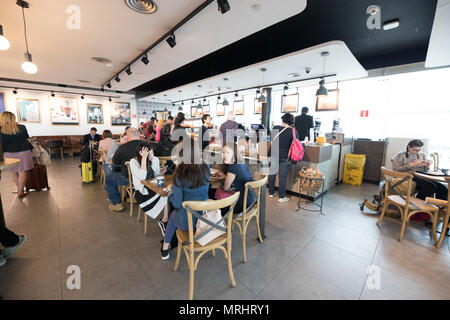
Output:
(269, 194), (276, 198)
(0, 255), (6, 267)
(278, 197), (289, 203)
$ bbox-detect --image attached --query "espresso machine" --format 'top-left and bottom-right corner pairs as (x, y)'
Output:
(313, 120), (321, 142)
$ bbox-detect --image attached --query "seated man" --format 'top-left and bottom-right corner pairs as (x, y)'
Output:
(82, 127), (101, 146)
(104, 128), (141, 212)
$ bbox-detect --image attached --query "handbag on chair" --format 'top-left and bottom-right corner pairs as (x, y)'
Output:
(214, 187), (236, 200)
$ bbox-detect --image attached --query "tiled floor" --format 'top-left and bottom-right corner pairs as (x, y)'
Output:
(0, 158), (449, 300)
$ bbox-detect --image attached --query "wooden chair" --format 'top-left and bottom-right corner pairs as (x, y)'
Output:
(431, 152), (439, 171)
(426, 176), (450, 248)
(159, 155), (177, 167)
(122, 161), (141, 218)
(46, 139), (64, 161)
(174, 192), (240, 300)
(377, 167), (440, 242)
(99, 151), (107, 188)
(232, 175), (267, 262)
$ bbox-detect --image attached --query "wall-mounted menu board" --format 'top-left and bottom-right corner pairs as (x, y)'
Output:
(234, 100), (244, 115)
(216, 102), (224, 116)
(50, 96), (79, 125)
(281, 93), (299, 113)
(316, 89), (339, 112)
(254, 99), (262, 114)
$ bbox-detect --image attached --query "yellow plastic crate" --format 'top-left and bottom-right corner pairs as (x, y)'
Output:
(343, 154), (366, 186)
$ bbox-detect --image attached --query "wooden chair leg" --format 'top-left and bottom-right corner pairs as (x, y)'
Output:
(227, 241), (236, 287)
(212, 249), (215, 256)
(399, 209), (409, 241)
(174, 244), (181, 271)
(144, 214), (148, 236)
(431, 213), (438, 244)
(256, 215), (263, 243)
(60, 148), (64, 161)
(436, 214), (449, 249)
(377, 200), (388, 225)
(188, 251), (195, 300)
(48, 148), (52, 160)
(129, 191), (133, 217)
(137, 206), (142, 222)
(242, 222), (247, 263)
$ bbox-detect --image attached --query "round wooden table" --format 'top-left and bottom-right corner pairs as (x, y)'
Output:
(0, 158), (21, 228)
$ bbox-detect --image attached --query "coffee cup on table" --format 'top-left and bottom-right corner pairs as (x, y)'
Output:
(157, 176), (164, 187)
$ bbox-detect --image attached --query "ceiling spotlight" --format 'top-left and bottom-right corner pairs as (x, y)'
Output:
(217, 95), (221, 100)
(106, 82), (112, 88)
(51, 91), (55, 97)
(141, 53), (149, 65)
(256, 89), (260, 95)
(284, 83), (289, 91)
(115, 75), (121, 83)
(223, 98), (229, 106)
(109, 97), (112, 102)
(81, 95), (85, 100)
(0, 25), (10, 51)
(181, 101), (184, 105)
(191, 99), (194, 104)
(166, 34), (176, 48)
(234, 91), (238, 97)
(172, 103), (175, 106)
(125, 67), (132, 75)
(13, 89), (18, 94)
(217, 0), (231, 14)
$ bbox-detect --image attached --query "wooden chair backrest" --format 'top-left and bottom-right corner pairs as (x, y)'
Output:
(431, 152), (439, 171)
(124, 161), (133, 188)
(242, 175), (268, 218)
(182, 192), (240, 249)
(381, 167), (413, 208)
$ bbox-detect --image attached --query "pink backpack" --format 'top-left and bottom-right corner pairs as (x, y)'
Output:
(288, 127), (304, 163)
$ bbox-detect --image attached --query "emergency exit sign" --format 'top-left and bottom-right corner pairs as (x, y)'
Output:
(360, 110), (369, 117)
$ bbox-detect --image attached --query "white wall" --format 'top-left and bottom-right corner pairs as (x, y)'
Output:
(1, 88), (137, 137)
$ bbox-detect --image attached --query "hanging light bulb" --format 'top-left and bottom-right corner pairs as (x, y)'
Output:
(0, 25), (10, 51)
(316, 52), (329, 98)
(258, 68), (267, 103)
(18, 1), (38, 74)
(22, 52), (38, 74)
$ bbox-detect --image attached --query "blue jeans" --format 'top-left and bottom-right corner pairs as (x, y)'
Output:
(105, 168), (129, 205)
(268, 160), (291, 198)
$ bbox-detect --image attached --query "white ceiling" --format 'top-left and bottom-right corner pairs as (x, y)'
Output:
(0, 0), (307, 91)
(141, 41), (368, 103)
(425, 0), (450, 68)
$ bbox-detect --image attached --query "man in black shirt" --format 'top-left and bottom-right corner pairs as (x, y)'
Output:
(104, 128), (141, 211)
(82, 127), (101, 146)
(294, 107), (314, 141)
(200, 114), (212, 150)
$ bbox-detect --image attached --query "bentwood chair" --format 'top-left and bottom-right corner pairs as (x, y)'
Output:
(122, 161), (141, 219)
(425, 176), (450, 248)
(377, 167), (440, 242)
(159, 155), (178, 167)
(99, 151), (107, 188)
(174, 192), (240, 300)
(431, 152), (439, 171)
(232, 175), (267, 262)
(46, 139), (64, 161)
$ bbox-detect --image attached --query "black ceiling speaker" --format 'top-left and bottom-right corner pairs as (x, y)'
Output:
(166, 34), (176, 48)
(217, 0), (230, 14)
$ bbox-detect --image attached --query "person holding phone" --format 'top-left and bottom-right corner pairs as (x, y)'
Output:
(392, 139), (447, 200)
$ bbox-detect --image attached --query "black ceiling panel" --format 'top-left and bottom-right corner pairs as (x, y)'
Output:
(133, 0), (437, 96)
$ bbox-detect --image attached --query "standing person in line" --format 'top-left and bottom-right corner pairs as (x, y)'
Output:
(268, 113), (299, 203)
(200, 114), (213, 150)
(155, 119), (165, 143)
(294, 107), (314, 142)
(220, 111), (238, 146)
(0, 111), (34, 198)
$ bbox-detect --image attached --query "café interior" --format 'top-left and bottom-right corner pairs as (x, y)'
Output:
(0, 0), (449, 300)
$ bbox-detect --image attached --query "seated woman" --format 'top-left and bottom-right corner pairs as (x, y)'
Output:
(161, 139), (210, 260)
(129, 142), (169, 237)
(98, 129), (117, 163)
(392, 139), (447, 200)
(220, 143), (255, 215)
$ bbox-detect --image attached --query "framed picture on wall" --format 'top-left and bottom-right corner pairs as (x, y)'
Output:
(190, 106), (197, 118)
(50, 96), (79, 125)
(87, 103), (103, 124)
(254, 99), (262, 114)
(0, 92), (7, 114)
(216, 102), (224, 116)
(281, 93), (299, 113)
(234, 100), (244, 115)
(16, 98), (40, 123)
(202, 104), (210, 113)
(111, 101), (131, 125)
(316, 89), (339, 112)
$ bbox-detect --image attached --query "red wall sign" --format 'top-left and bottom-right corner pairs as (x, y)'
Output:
(360, 110), (369, 117)
(132, 114), (137, 119)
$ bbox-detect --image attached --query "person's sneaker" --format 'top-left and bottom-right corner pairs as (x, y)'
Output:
(158, 219), (167, 236)
(269, 194), (276, 198)
(0, 255), (6, 267)
(109, 203), (124, 212)
(2, 235), (27, 259)
(278, 197), (290, 203)
(161, 243), (171, 260)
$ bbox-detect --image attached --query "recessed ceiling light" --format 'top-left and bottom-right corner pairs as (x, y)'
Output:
(125, 0), (157, 14)
(207, 91), (214, 94)
(287, 73), (301, 78)
(225, 86), (232, 90)
(91, 57), (112, 64)
(78, 80), (91, 83)
(252, 4), (261, 10)
(223, 78), (229, 81)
